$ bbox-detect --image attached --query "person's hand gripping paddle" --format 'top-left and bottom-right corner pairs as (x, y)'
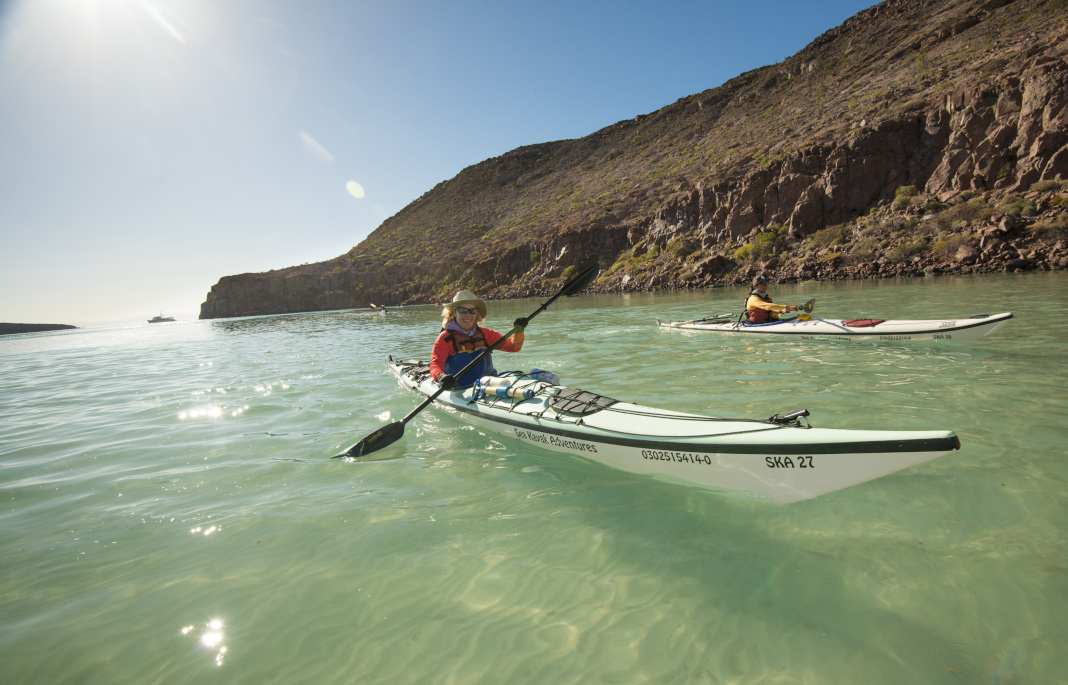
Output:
(332, 257), (601, 459)
(792, 298), (816, 320)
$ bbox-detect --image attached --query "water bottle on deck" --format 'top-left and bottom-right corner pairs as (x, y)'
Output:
(491, 386), (535, 400)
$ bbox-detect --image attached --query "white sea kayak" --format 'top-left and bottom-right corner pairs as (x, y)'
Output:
(656, 312), (1013, 342)
(385, 358), (960, 504)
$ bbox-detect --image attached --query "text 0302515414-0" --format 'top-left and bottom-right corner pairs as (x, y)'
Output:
(641, 450), (713, 466)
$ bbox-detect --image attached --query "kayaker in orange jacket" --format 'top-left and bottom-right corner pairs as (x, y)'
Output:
(744, 275), (801, 324)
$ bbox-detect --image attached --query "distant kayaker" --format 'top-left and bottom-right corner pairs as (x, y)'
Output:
(743, 275), (801, 324)
(431, 290), (527, 390)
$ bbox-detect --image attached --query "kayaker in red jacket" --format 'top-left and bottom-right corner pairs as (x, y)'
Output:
(744, 275), (801, 324)
(430, 290), (526, 390)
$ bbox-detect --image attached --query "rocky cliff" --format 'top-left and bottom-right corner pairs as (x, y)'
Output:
(200, 0), (1068, 319)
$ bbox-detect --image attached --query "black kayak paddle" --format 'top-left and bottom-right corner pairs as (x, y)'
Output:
(332, 256), (601, 460)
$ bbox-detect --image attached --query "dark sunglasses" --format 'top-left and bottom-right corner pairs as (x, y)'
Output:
(454, 306), (479, 315)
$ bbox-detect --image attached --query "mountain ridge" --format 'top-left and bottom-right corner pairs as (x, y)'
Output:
(200, 0), (1068, 319)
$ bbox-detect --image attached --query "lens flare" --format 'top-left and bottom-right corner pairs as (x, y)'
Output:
(299, 131), (334, 163)
(346, 181), (366, 199)
(138, 0), (187, 45)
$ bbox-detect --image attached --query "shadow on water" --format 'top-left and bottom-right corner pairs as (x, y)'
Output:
(356, 412), (1011, 682)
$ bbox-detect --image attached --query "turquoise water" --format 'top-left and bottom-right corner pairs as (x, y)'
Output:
(2, 272), (1066, 684)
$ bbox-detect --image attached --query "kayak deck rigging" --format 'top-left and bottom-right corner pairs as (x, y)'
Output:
(392, 359), (810, 439)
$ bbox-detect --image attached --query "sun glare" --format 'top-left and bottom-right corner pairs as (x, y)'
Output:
(346, 181), (366, 199)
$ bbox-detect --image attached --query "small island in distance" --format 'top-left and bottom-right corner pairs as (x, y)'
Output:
(1, 323), (78, 336)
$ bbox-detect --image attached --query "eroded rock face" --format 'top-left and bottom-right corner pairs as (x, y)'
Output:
(645, 64), (1067, 250)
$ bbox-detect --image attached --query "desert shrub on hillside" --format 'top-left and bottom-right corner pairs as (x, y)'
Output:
(933, 197), (993, 229)
(806, 224), (850, 248)
(1030, 216), (1068, 240)
(891, 185), (918, 210)
(666, 237), (700, 258)
(846, 237), (882, 264)
(922, 200), (949, 214)
(887, 240), (927, 262)
(733, 233), (777, 262)
(1030, 179), (1067, 193)
(997, 195), (1037, 216)
(931, 234), (970, 260)
(889, 218), (918, 238)
(862, 215), (918, 239)
(733, 224), (788, 262)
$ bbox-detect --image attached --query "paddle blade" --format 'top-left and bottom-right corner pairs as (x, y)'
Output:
(561, 256), (601, 297)
(332, 421), (405, 459)
(802, 298), (816, 313)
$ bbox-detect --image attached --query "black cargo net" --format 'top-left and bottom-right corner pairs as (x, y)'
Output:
(549, 388), (619, 416)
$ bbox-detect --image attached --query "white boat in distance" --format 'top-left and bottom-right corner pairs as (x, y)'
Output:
(656, 312), (1013, 343)
(382, 359), (960, 504)
(147, 314), (175, 323)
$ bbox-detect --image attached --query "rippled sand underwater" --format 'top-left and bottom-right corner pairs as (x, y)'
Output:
(2, 272), (1066, 684)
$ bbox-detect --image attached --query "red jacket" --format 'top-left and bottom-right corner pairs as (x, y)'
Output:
(429, 326), (523, 382)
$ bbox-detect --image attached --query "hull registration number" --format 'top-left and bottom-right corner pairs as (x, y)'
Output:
(765, 456), (815, 468)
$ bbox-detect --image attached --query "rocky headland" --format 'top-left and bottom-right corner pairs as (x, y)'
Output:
(200, 0), (1068, 319)
(1, 323), (78, 335)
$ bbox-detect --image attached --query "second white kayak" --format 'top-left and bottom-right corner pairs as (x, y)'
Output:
(656, 312), (1013, 342)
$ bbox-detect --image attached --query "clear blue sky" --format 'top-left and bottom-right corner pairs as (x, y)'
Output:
(0, 0), (876, 325)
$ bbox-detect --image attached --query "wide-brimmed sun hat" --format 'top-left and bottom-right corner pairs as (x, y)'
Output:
(445, 290), (487, 318)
